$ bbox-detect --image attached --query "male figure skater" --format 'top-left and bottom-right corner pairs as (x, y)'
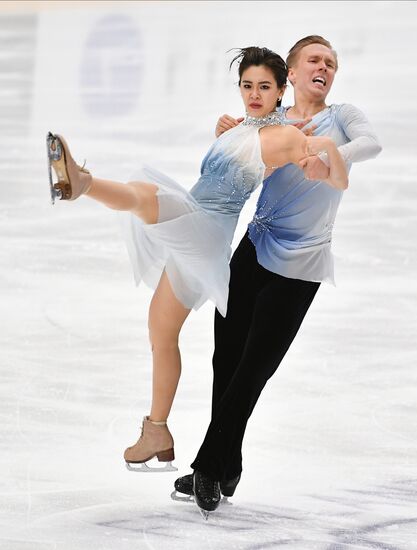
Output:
(174, 35), (382, 516)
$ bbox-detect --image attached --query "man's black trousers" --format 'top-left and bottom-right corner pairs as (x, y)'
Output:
(191, 232), (320, 480)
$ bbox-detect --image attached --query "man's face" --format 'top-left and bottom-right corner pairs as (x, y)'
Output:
(288, 43), (337, 100)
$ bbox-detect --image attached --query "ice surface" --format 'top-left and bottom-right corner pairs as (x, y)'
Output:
(1, 2), (417, 549)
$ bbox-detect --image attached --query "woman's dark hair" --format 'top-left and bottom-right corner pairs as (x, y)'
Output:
(229, 46), (287, 107)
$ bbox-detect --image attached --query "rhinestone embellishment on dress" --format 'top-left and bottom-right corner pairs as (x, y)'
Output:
(242, 111), (284, 127)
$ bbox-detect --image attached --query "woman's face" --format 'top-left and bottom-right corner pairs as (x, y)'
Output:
(240, 65), (284, 117)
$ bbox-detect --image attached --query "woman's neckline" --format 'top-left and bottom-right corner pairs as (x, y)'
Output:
(242, 111), (284, 128)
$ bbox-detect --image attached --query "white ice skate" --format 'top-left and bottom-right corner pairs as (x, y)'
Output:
(46, 132), (92, 204)
(124, 416), (178, 473)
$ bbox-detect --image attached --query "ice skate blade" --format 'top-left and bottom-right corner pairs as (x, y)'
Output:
(170, 491), (232, 506)
(198, 507), (210, 521)
(125, 460), (178, 473)
(46, 132), (63, 205)
(170, 490), (194, 503)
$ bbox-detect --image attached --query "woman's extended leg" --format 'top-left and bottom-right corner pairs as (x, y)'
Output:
(86, 178), (160, 224)
(48, 132), (159, 223)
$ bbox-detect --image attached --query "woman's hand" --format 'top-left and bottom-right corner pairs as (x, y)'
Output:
(299, 156), (330, 180)
(215, 115), (245, 137)
(304, 136), (334, 157)
(303, 136), (348, 190)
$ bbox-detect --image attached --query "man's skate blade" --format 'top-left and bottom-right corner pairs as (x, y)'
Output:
(198, 507), (210, 521)
(170, 491), (231, 506)
(125, 460), (178, 473)
(170, 490), (194, 503)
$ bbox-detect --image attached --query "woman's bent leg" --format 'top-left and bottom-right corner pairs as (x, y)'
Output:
(124, 272), (190, 468)
(148, 271), (191, 422)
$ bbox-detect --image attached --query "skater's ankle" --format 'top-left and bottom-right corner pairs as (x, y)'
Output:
(84, 182), (93, 195)
(148, 416), (167, 425)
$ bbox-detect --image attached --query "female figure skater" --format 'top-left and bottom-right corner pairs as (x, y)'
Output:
(46, 46), (348, 473)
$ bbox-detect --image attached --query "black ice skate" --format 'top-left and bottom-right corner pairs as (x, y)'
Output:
(171, 472), (240, 504)
(193, 470), (221, 520)
(220, 474), (241, 497)
(170, 474), (194, 502)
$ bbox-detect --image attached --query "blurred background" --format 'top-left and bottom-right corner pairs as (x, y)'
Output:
(1, 2), (417, 549)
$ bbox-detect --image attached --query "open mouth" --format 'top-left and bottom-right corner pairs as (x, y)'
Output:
(312, 76), (326, 87)
(249, 103), (262, 108)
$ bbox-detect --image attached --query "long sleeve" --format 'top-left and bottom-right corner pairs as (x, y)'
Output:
(319, 103), (382, 166)
(337, 103), (382, 163)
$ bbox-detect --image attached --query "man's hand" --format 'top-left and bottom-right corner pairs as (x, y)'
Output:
(215, 115), (245, 137)
(299, 156), (330, 180)
(291, 118), (317, 136)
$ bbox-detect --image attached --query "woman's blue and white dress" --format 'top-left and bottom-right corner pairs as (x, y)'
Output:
(122, 113), (283, 316)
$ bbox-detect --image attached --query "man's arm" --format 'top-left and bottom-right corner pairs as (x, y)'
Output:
(320, 103), (382, 166)
(301, 104), (382, 180)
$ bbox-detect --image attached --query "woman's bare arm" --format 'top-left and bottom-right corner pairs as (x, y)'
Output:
(260, 125), (348, 190)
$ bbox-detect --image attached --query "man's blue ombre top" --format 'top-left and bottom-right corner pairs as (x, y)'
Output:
(248, 104), (382, 284)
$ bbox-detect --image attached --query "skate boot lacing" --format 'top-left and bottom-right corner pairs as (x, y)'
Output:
(139, 422), (144, 440)
(199, 475), (220, 500)
(77, 160), (91, 174)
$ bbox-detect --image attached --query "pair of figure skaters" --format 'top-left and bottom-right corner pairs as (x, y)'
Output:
(47, 36), (381, 517)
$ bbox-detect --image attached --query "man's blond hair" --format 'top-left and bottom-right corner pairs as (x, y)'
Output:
(286, 35), (338, 70)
